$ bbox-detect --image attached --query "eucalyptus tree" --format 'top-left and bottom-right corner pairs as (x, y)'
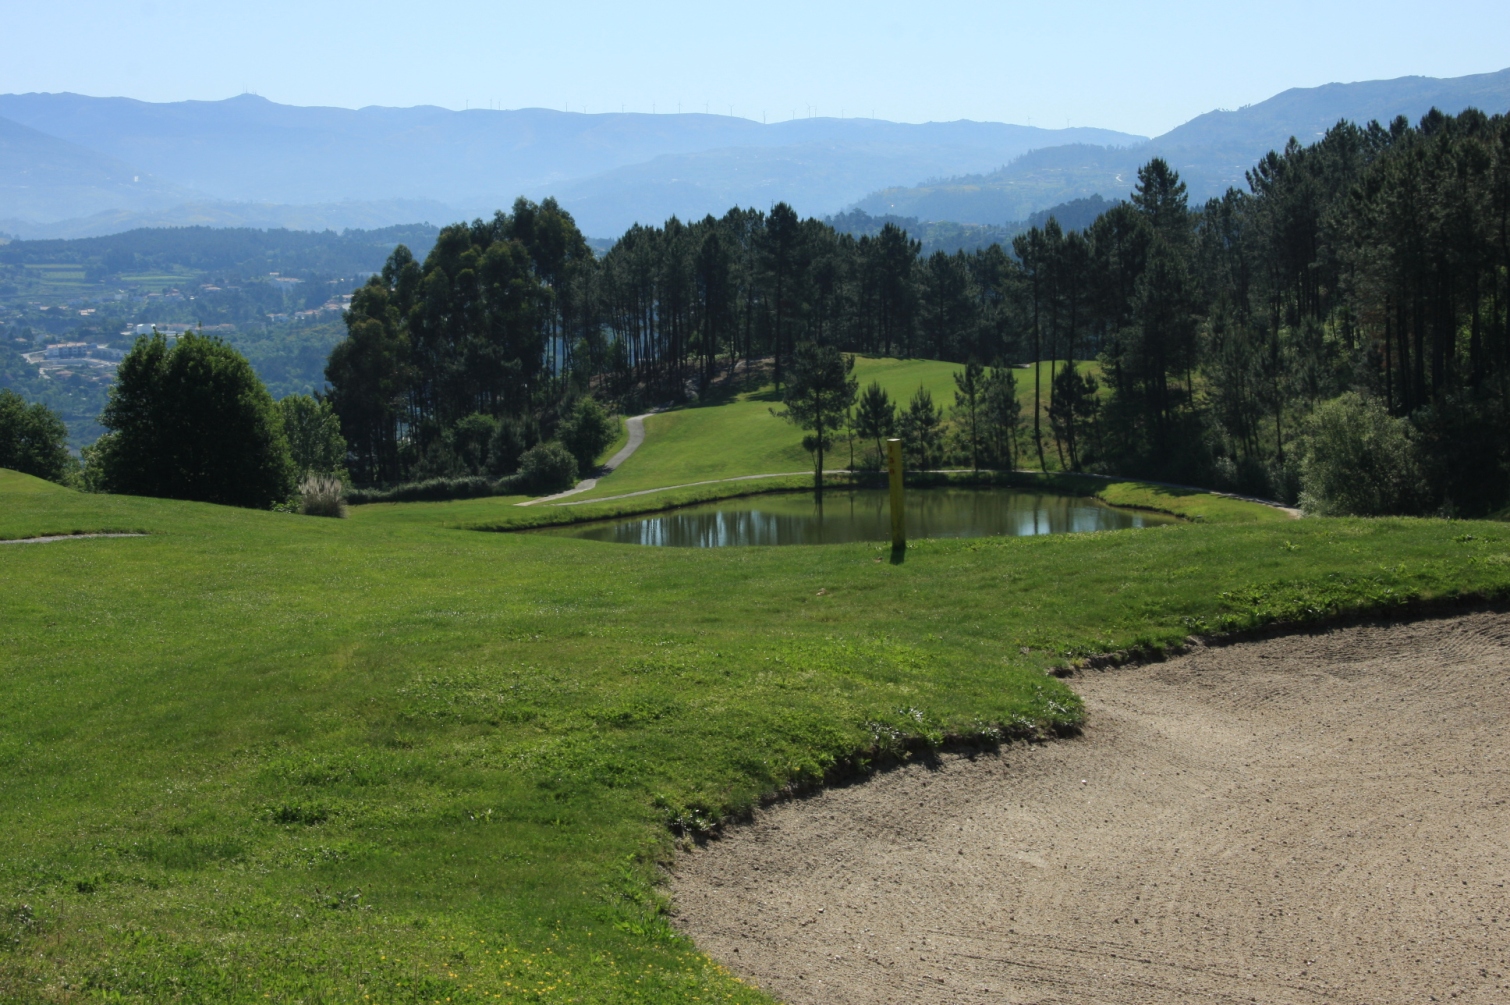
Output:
(326, 275), (410, 483)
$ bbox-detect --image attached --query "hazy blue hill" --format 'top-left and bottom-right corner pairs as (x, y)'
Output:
(0, 115), (190, 222)
(0, 93), (1141, 206)
(855, 144), (1134, 224)
(828, 196), (1120, 254)
(550, 121), (1141, 232)
(0, 92), (1142, 236)
(850, 68), (1510, 224)
(0, 223), (439, 276)
(0, 199), (458, 241)
(1157, 67), (1510, 151)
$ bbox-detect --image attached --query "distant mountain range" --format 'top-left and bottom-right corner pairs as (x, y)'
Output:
(855, 68), (1510, 223)
(1, 68), (1507, 241)
(0, 94), (1138, 238)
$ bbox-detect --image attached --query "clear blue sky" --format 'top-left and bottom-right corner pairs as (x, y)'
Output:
(2, 0), (1506, 136)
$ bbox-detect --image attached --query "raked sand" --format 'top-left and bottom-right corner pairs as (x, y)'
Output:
(672, 611), (1510, 1004)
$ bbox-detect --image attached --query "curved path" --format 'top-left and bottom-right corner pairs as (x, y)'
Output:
(1, 533), (145, 544)
(672, 612), (1510, 1004)
(515, 411), (657, 506)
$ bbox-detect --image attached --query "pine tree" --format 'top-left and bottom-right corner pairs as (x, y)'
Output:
(778, 343), (857, 500)
(852, 380), (897, 469)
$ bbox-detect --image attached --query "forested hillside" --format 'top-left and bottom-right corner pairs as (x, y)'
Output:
(0, 224), (439, 280)
(853, 68), (1510, 224)
(328, 108), (1510, 516)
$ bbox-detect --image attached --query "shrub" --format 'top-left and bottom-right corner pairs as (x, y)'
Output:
(487, 415), (539, 476)
(1299, 392), (1425, 516)
(517, 441), (579, 495)
(0, 389), (71, 483)
(298, 474), (347, 518)
(450, 413), (499, 476)
(345, 476), (498, 505)
(557, 397), (616, 477)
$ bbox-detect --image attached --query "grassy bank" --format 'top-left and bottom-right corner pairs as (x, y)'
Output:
(3, 468), (1506, 1003)
(349, 469), (1284, 536)
(569, 357), (1082, 504)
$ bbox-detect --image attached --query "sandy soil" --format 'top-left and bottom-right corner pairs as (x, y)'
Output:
(671, 612), (1510, 1004)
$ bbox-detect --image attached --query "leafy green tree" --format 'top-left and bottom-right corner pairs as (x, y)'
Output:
(1299, 392), (1424, 515)
(450, 413), (500, 476)
(276, 394), (348, 478)
(951, 361), (986, 471)
(487, 415), (539, 477)
(898, 386), (943, 470)
(852, 380), (897, 469)
(97, 333), (295, 508)
(0, 389), (71, 483)
(778, 342), (857, 500)
(558, 397), (617, 477)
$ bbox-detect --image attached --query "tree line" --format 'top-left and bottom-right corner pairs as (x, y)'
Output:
(326, 106), (1509, 513)
(4, 107), (1505, 517)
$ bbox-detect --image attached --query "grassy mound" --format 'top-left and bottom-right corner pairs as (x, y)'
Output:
(3, 467), (1507, 1002)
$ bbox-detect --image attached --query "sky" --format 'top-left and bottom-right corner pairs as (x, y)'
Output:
(1, 0), (1506, 137)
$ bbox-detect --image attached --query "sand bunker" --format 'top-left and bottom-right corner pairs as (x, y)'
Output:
(672, 612), (1510, 1003)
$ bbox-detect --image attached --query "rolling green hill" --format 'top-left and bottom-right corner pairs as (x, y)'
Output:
(3, 465), (1505, 1003)
(568, 357), (1096, 503)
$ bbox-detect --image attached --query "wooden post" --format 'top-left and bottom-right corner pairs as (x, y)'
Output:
(886, 437), (905, 552)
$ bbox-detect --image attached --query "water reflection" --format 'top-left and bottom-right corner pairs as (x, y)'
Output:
(538, 489), (1172, 547)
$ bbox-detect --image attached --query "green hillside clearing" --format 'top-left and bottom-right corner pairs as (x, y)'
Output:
(2, 467), (1506, 1002)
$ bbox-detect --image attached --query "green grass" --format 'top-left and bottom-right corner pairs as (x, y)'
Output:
(571, 356), (1104, 503)
(571, 356), (968, 502)
(1090, 478), (1291, 524)
(4, 467), (1509, 1002)
(596, 416), (630, 468)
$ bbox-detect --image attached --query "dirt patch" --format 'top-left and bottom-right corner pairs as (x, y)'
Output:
(672, 612), (1510, 1003)
(0, 533), (145, 544)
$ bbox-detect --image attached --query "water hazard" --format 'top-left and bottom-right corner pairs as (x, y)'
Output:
(537, 488), (1174, 547)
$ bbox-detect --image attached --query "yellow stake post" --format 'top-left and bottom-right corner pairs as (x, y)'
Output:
(886, 437), (905, 551)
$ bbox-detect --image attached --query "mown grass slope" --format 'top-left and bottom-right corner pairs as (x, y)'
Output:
(3, 468), (1506, 1003)
(575, 357), (1102, 502)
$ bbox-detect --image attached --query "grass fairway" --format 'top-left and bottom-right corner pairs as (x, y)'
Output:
(4, 468), (1509, 1004)
(576, 356), (1097, 503)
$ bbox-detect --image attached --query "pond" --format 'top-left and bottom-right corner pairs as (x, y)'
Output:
(536, 488), (1175, 547)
